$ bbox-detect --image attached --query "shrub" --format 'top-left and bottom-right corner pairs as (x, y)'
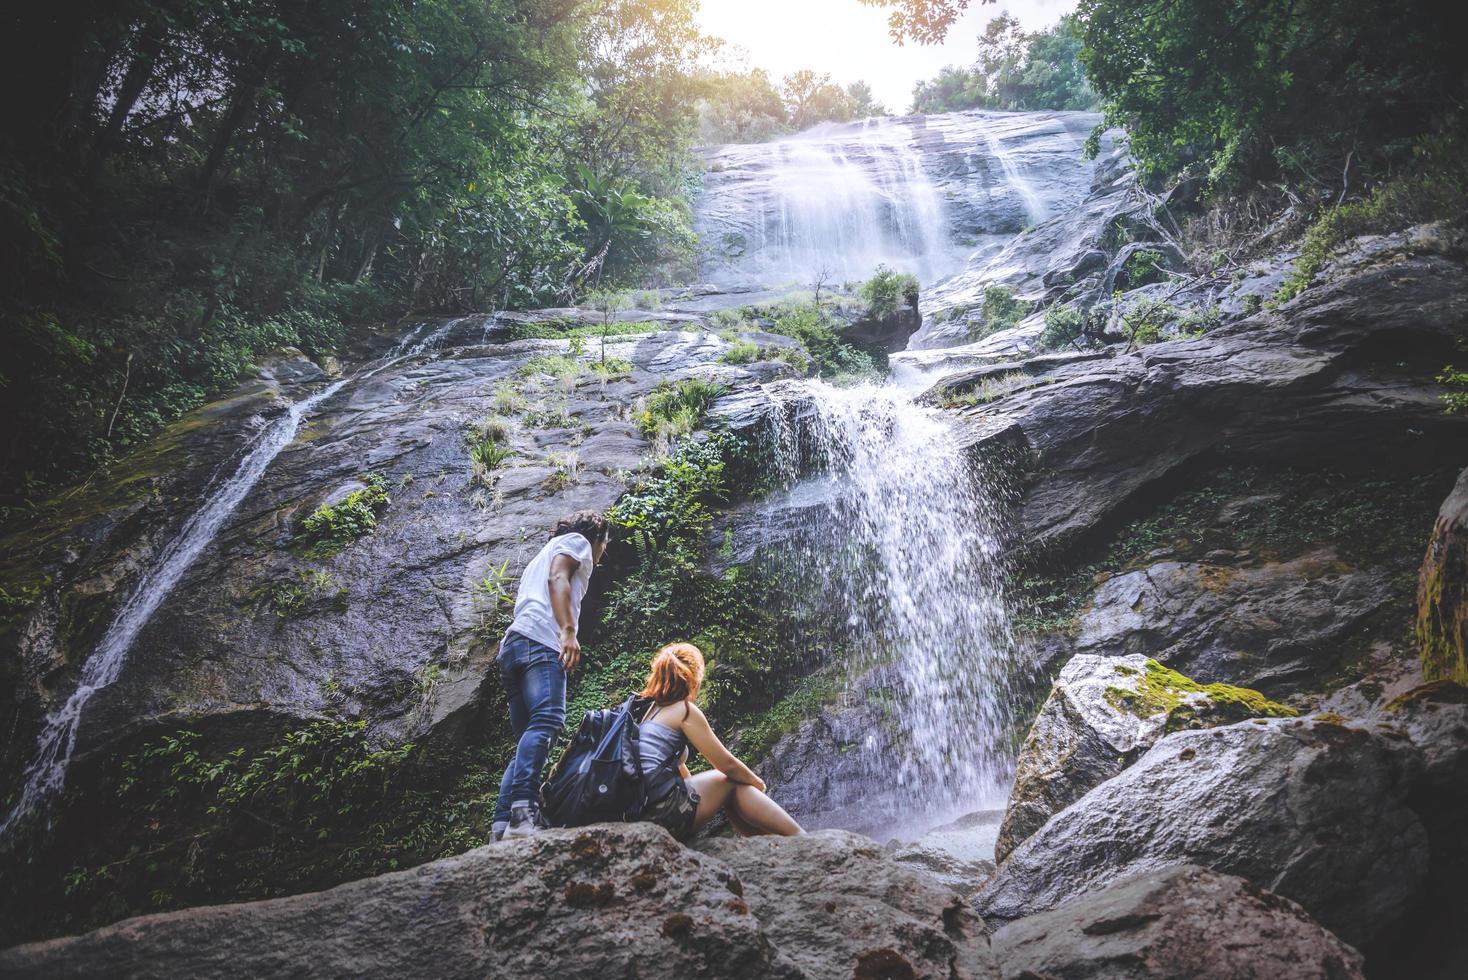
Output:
(1039, 304), (1086, 351)
(770, 303), (877, 379)
(1121, 248), (1168, 288)
(971, 286), (1033, 340)
(1119, 299), (1178, 348)
(298, 474), (390, 558)
(636, 378), (728, 440)
(520, 354), (583, 381)
(858, 264), (920, 319)
(718, 339), (760, 364)
(1276, 124), (1468, 304)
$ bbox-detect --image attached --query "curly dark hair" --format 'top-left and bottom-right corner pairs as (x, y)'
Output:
(552, 510), (609, 544)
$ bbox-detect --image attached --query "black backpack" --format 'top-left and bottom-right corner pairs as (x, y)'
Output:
(541, 694), (661, 827)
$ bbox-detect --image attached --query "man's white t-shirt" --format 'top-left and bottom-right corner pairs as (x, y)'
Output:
(505, 532), (596, 653)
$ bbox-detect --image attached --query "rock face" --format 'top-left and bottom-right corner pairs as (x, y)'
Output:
(0, 823), (1000, 980)
(1076, 550), (1398, 695)
(991, 865), (1366, 980)
(1418, 465), (1468, 684)
(700, 831), (999, 980)
(974, 718), (1428, 949)
(0, 322), (789, 794)
(994, 654), (1293, 862)
(934, 234), (1468, 554)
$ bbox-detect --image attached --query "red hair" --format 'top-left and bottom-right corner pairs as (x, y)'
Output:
(639, 643), (705, 705)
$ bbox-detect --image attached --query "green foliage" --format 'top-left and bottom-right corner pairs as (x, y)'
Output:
(1119, 299), (1178, 348)
(0, 0), (717, 498)
(859, 265), (920, 320)
(1177, 305), (1222, 338)
(1077, 0), (1467, 187)
(610, 437), (729, 552)
(909, 12), (1097, 113)
(969, 286), (1032, 340)
(636, 378), (728, 441)
(1104, 659), (1297, 729)
(44, 720), (510, 938)
(769, 302), (878, 380)
(1276, 127), (1468, 303)
(1039, 304), (1086, 351)
(297, 474), (390, 558)
(718, 339), (761, 365)
(520, 355), (584, 382)
(269, 569), (346, 621)
(1121, 249), (1167, 289)
(1439, 367), (1468, 415)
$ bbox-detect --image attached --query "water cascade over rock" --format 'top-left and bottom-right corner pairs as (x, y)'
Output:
(740, 380), (1026, 832)
(694, 111), (1103, 291)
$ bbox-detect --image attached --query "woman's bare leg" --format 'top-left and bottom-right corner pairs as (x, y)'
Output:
(688, 770), (738, 831)
(724, 802), (761, 837)
(730, 783), (804, 836)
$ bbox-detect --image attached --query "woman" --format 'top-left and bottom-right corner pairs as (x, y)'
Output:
(636, 642), (804, 841)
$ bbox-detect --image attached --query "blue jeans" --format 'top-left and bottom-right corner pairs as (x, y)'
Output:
(492, 631), (566, 824)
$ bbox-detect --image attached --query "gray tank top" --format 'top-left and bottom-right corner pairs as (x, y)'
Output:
(638, 704), (688, 776)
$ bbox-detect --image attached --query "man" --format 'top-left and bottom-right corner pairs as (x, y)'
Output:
(492, 510), (610, 839)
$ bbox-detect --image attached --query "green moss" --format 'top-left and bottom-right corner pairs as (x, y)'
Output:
(1104, 659), (1297, 731)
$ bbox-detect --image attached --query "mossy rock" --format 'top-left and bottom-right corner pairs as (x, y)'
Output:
(1103, 658), (1297, 733)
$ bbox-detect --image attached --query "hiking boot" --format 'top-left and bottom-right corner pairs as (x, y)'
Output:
(503, 802), (546, 838)
(490, 820), (508, 842)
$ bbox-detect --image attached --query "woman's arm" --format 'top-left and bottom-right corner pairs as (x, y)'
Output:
(681, 703), (765, 791)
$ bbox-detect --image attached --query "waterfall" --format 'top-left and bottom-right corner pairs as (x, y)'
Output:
(701, 117), (960, 287)
(764, 379), (1025, 830)
(0, 320), (461, 840)
(695, 109), (1101, 294)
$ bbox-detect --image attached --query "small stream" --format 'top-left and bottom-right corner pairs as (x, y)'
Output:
(0, 319), (464, 840)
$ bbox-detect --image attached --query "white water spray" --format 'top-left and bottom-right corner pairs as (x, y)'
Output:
(764, 379), (1025, 828)
(0, 320), (459, 839)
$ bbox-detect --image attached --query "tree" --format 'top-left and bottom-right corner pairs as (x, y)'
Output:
(698, 68), (790, 143)
(911, 66), (987, 114)
(859, 0), (991, 45)
(782, 70), (856, 129)
(844, 81), (890, 120)
(1077, 0), (1468, 185)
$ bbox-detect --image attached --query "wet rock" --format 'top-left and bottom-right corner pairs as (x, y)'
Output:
(885, 810), (1002, 895)
(991, 865), (1365, 980)
(974, 718), (1428, 948)
(701, 830), (1000, 979)
(1418, 465), (1468, 685)
(942, 243), (1468, 554)
(995, 654), (1294, 862)
(1075, 550), (1398, 695)
(0, 823), (1003, 979)
(846, 306), (921, 354)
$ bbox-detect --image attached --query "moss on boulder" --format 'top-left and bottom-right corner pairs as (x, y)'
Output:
(1103, 658), (1297, 733)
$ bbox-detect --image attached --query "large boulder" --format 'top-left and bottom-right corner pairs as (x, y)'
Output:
(995, 654), (1294, 862)
(1076, 551), (1399, 695)
(932, 238), (1468, 555)
(0, 823), (1003, 979)
(700, 831), (999, 980)
(991, 865), (1366, 980)
(1418, 465), (1468, 684)
(973, 718), (1429, 949)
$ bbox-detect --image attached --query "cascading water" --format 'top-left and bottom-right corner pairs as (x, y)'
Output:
(0, 319), (462, 840)
(759, 378), (1026, 832)
(695, 109), (1101, 292)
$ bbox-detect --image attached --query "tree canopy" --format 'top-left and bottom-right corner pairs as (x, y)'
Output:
(0, 0), (710, 498)
(910, 12), (1096, 114)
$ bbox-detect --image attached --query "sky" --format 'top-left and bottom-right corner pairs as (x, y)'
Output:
(695, 0), (1079, 113)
